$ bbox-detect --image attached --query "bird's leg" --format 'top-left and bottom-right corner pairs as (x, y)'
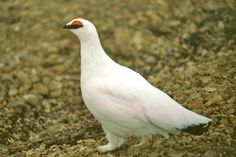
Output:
(132, 136), (150, 147)
(97, 130), (124, 153)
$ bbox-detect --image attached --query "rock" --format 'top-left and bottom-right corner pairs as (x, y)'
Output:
(169, 150), (185, 157)
(23, 94), (41, 106)
(29, 131), (40, 143)
(132, 30), (154, 50)
(0, 85), (7, 101)
(31, 56), (43, 66)
(42, 100), (51, 113)
(114, 27), (133, 52)
(200, 76), (211, 83)
(9, 88), (18, 96)
(203, 87), (217, 92)
(188, 22), (197, 33)
(217, 21), (224, 29)
(48, 80), (63, 91)
(32, 83), (49, 95)
(182, 32), (190, 40)
(31, 73), (40, 83)
(44, 54), (64, 67)
(203, 151), (218, 157)
(166, 140), (176, 147)
(18, 84), (32, 93)
(228, 108), (235, 114)
(145, 56), (156, 64)
(76, 111), (85, 117)
(13, 152), (26, 157)
(45, 80), (63, 97)
(16, 71), (30, 84)
(91, 154), (101, 157)
(50, 90), (62, 98)
(52, 64), (67, 74)
(168, 20), (181, 27)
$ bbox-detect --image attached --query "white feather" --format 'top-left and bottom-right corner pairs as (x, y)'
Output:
(65, 18), (211, 152)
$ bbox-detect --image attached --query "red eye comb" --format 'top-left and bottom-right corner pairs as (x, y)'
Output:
(72, 20), (82, 26)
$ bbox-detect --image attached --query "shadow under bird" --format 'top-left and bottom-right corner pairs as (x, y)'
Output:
(63, 18), (212, 153)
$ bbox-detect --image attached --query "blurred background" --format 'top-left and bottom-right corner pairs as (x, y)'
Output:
(0, 0), (235, 156)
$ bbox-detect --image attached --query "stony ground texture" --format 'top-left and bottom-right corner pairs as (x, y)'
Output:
(0, 0), (236, 156)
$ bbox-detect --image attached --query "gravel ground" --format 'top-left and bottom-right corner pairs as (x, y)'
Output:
(0, 0), (236, 156)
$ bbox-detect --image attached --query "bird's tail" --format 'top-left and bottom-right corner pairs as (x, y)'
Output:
(181, 121), (212, 135)
(176, 108), (212, 135)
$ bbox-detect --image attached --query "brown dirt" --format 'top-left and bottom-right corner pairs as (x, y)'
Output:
(0, 0), (235, 156)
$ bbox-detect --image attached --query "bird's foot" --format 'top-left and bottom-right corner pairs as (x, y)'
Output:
(97, 144), (116, 153)
(131, 136), (150, 148)
(132, 142), (144, 148)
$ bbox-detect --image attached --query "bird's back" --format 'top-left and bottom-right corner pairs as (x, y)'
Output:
(81, 63), (211, 137)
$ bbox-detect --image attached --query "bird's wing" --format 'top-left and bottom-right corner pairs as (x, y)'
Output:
(88, 65), (211, 133)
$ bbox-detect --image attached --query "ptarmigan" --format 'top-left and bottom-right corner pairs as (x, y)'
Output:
(63, 18), (211, 153)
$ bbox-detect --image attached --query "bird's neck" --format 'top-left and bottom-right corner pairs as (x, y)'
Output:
(79, 34), (112, 77)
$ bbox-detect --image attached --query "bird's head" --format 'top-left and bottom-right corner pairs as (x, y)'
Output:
(63, 18), (97, 41)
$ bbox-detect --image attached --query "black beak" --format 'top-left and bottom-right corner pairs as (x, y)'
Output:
(63, 24), (83, 29)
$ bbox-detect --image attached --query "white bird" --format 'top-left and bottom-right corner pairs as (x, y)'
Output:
(63, 18), (211, 153)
